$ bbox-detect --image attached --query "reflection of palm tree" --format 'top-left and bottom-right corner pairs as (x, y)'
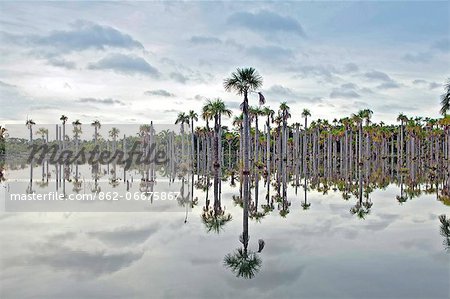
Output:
(72, 180), (82, 193)
(351, 168), (371, 219)
(201, 207), (232, 233)
(439, 214), (450, 251)
(202, 174), (232, 232)
(249, 174), (268, 221)
(396, 174), (408, 204)
(301, 177), (311, 210)
(224, 247), (261, 279)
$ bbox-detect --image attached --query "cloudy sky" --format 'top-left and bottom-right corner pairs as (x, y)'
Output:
(0, 1), (448, 126)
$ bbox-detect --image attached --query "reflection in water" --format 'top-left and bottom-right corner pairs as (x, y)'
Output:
(224, 170), (265, 279)
(439, 215), (450, 251)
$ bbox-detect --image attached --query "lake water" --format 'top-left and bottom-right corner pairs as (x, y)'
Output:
(0, 165), (449, 299)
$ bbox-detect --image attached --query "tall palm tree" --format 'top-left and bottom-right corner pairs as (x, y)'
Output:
(188, 110), (198, 168)
(301, 109), (311, 130)
(352, 112), (364, 164)
(175, 112), (190, 161)
(203, 99), (231, 168)
(249, 105), (264, 164)
(360, 109), (373, 160)
(279, 102), (291, 162)
(109, 127), (120, 149)
(203, 99), (232, 215)
(233, 114), (244, 166)
(60, 115), (68, 148)
(361, 109), (373, 127)
(440, 79), (450, 116)
(224, 67), (263, 248)
(262, 106), (274, 173)
(397, 113), (408, 165)
(25, 119), (35, 142)
(225, 131), (237, 169)
(72, 120), (82, 141)
(91, 120), (101, 145)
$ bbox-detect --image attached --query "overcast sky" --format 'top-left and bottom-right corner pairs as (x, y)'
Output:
(0, 1), (448, 126)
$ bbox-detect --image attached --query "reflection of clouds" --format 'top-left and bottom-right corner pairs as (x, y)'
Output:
(1, 176), (449, 298)
(88, 224), (160, 246)
(377, 213), (400, 221)
(335, 227), (358, 239)
(30, 243), (144, 276)
(189, 256), (217, 266)
(400, 239), (433, 251)
(225, 259), (306, 292)
(362, 214), (400, 231)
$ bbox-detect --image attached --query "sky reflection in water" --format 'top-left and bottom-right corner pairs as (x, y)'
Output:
(0, 166), (449, 299)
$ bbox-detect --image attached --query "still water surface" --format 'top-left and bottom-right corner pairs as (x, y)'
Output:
(0, 165), (449, 299)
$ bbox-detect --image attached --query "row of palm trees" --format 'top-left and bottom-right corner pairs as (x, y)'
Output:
(175, 69), (449, 201)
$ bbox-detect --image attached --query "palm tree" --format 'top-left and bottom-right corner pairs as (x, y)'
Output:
(203, 99), (232, 168)
(249, 105), (264, 164)
(175, 112), (190, 162)
(91, 120), (101, 145)
(233, 114), (244, 166)
(301, 109), (311, 130)
(262, 106), (274, 173)
(72, 120), (82, 144)
(352, 112), (364, 164)
(225, 132), (237, 169)
(109, 127), (120, 149)
(440, 79), (450, 116)
(25, 119), (35, 142)
(279, 102), (291, 162)
(224, 67), (264, 248)
(60, 115), (68, 148)
(188, 110), (198, 168)
(36, 127), (48, 142)
(0, 126), (7, 157)
(361, 109), (373, 127)
(397, 113), (408, 165)
(360, 109), (373, 160)
(203, 99), (232, 219)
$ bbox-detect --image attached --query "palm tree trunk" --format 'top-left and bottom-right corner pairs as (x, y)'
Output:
(242, 91), (250, 247)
